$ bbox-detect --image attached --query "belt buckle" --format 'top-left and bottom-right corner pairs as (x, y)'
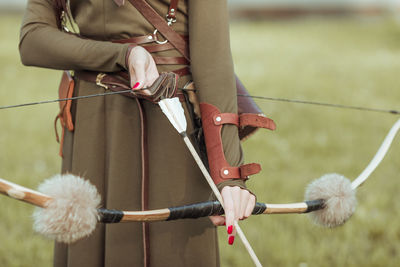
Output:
(96, 73), (109, 89)
(152, 20), (174, 45)
(153, 29), (168, 45)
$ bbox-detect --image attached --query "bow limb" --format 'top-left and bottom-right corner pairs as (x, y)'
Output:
(0, 176), (324, 223)
(100, 199), (324, 223)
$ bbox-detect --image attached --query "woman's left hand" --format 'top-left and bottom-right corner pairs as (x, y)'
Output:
(209, 186), (256, 245)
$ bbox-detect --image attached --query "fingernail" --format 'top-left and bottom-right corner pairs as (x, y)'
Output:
(228, 236), (235, 245)
(132, 82), (140, 89)
(223, 222), (226, 226)
(227, 225), (233, 235)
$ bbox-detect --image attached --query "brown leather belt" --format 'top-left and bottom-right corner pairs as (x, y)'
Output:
(112, 33), (189, 76)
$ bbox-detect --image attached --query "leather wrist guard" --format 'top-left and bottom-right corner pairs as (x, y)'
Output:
(200, 103), (276, 185)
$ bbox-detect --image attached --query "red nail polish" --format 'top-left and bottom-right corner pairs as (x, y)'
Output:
(223, 222), (226, 226)
(133, 82), (140, 89)
(228, 236), (235, 245)
(227, 225), (233, 235)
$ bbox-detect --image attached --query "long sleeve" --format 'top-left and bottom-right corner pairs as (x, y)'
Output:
(19, 0), (130, 72)
(188, 0), (245, 189)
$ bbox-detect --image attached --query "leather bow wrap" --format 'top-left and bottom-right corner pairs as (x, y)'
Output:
(134, 72), (179, 102)
(75, 71), (179, 103)
(98, 72), (179, 103)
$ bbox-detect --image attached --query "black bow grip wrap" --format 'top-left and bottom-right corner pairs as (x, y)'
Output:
(98, 208), (124, 223)
(97, 201), (267, 223)
(167, 201), (267, 221)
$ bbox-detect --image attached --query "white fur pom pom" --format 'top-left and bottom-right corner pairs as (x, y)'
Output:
(33, 174), (101, 243)
(305, 173), (356, 227)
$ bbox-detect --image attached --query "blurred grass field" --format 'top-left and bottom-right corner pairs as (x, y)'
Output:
(1, 13), (400, 267)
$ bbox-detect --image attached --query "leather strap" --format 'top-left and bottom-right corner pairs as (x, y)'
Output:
(127, 0), (190, 61)
(113, 34), (155, 45)
(144, 43), (175, 53)
(54, 115), (66, 157)
(213, 113), (239, 126)
(167, 0), (179, 21)
(172, 67), (190, 77)
(153, 56), (189, 65)
(57, 71), (75, 131)
(239, 114), (276, 131)
(221, 164), (261, 179)
(136, 98), (150, 267)
(55, 71), (75, 157)
(211, 112), (276, 131)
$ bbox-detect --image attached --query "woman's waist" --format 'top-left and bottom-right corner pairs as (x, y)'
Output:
(74, 30), (192, 90)
(74, 70), (191, 103)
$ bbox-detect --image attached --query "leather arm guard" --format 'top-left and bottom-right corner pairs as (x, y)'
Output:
(200, 103), (276, 185)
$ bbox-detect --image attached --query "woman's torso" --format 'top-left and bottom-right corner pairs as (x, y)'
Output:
(70, 0), (188, 41)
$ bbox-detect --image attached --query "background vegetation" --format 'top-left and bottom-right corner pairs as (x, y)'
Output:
(1, 14), (400, 266)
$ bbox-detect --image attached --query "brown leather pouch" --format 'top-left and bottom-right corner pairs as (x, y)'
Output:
(55, 71), (75, 157)
(235, 76), (265, 140)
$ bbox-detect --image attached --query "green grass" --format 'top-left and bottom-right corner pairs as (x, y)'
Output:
(0, 14), (60, 267)
(1, 14), (400, 266)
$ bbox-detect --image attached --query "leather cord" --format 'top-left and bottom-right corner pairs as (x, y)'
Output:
(136, 98), (150, 267)
(123, 2), (184, 265)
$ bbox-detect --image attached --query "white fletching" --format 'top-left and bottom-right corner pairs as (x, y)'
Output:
(158, 97), (187, 134)
(158, 97), (262, 266)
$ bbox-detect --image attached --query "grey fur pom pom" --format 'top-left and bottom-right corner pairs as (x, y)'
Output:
(305, 173), (356, 227)
(33, 174), (101, 243)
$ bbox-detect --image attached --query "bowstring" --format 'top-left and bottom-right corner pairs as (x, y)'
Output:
(0, 89), (133, 110)
(0, 89), (399, 115)
(238, 94), (400, 115)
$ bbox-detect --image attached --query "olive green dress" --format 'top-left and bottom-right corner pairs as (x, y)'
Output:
(19, 0), (245, 266)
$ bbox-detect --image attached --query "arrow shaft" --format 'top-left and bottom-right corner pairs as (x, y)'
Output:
(182, 135), (262, 267)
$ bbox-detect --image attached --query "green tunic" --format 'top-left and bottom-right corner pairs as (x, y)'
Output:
(20, 0), (245, 266)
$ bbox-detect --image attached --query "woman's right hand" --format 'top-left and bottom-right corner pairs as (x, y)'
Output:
(209, 186), (256, 245)
(127, 46), (159, 93)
